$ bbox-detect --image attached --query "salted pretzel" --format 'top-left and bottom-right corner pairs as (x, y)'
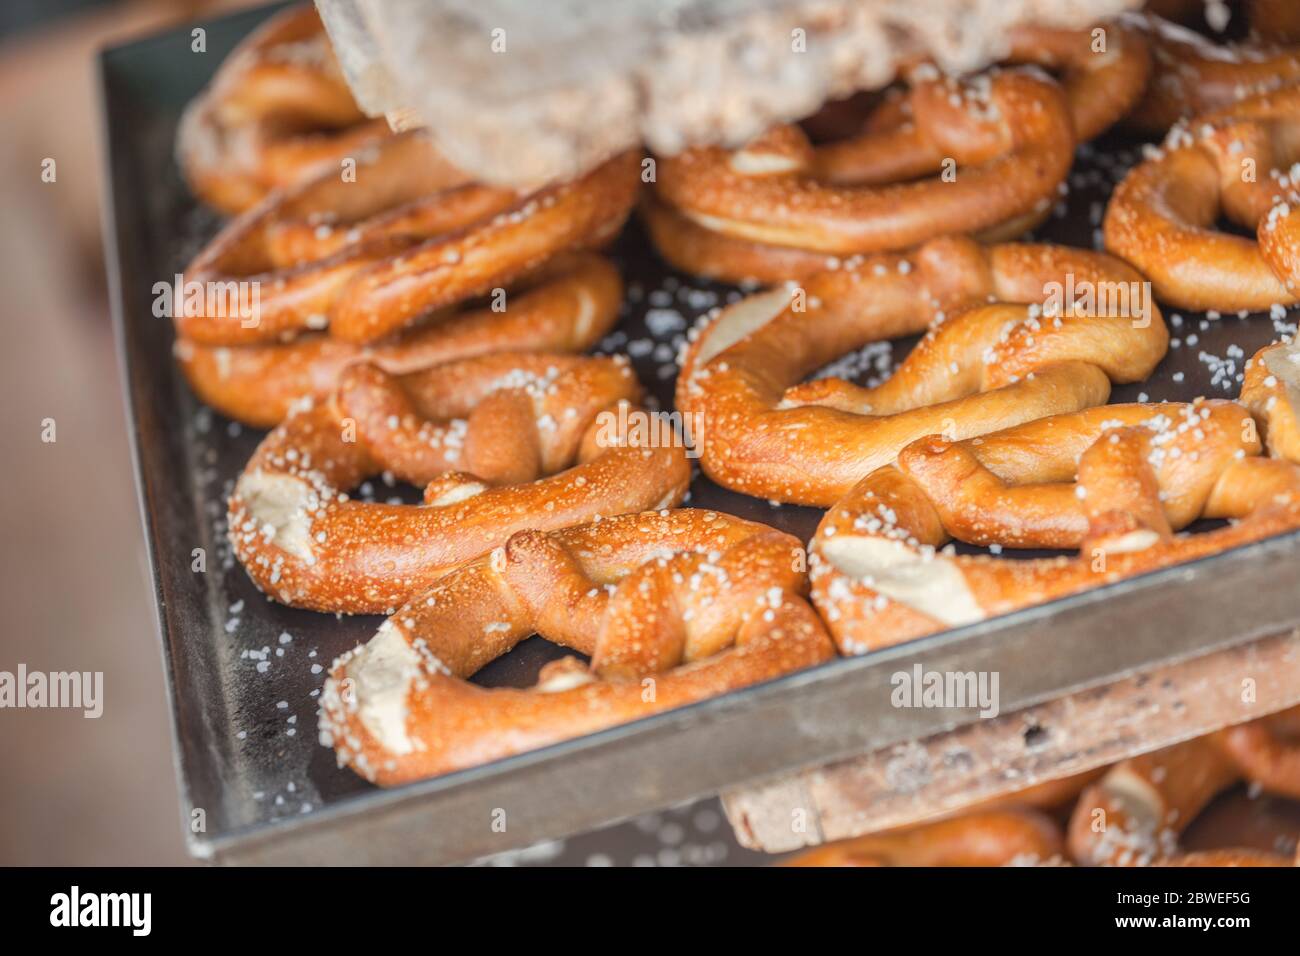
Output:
(1070, 707), (1300, 866)
(783, 809), (1065, 867)
(810, 399), (1300, 654)
(1128, 13), (1300, 134)
(318, 510), (835, 785)
(649, 70), (1075, 277)
(177, 5), (391, 214)
(814, 21), (1149, 184)
(1243, 339), (1300, 462)
(229, 354), (691, 613)
(676, 236), (1167, 507)
(176, 252), (621, 427)
(174, 131), (639, 346)
(1106, 82), (1300, 312)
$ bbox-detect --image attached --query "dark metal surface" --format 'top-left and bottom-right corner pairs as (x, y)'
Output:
(101, 6), (1300, 865)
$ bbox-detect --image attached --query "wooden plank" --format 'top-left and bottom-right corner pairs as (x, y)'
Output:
(723, 629), (1300, 853)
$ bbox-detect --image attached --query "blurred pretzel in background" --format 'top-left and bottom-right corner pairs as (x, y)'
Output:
(786, 710), (1300, 866)
(177, 4), (391, 214)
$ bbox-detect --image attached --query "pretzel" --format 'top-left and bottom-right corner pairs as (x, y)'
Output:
(1128, 13), (1300, 134)
(1242, 340), (1300, 462)
(318, 510), (835, 785)
(175, 252), (621, 427)
(812, 21), (1149, 184)
(174, 130), (638, 347)
(676, 236), (1167, 507)
(229, 354), (691, 613)
(176, 5), (392, 214)
(1070, 707), (1300, 866)
(650, 70), (1074, 269)
(810, 399), (1300, 654)
(1106, 82), (1300, 312)
(783, 809), (1065, 867)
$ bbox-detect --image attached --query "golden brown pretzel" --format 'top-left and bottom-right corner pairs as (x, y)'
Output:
(1242, 339), (1300, 462)
(177, 5), (391, 214)
(229, 354), (691, 613)
(174, 132), (639, 346)
(175, 252), (621, 427)
(1070, 707), (1300, 866)
(1105, 82), (1300, 312)
(676, 236), (1167, 507)
(811, 398), (1300, 654)
(318, 509), (835, 785)
(812, 21), (1148, 184)
(651, 70), (1074, 266)
(1128, 13), (1300, 134)
(783, 810), (1066, 867)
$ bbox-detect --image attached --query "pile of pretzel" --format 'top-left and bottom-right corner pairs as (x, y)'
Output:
(171, 5), (1300, 863)
(788, 706), (1300, 867)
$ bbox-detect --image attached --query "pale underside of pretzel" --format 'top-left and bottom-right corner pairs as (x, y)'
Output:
(176, 5), (392, 215)
(810, 398), (1300, 655)
(1070, 706), (1300, 866)
(229, 354), (691, 613)
(651, 69), (1075, 265)
(176, 131), (639, 347)
(676, 236), (1167, 507)
(176, 252), (621, 427)
(319, 510), (835, 785)
(1105, 82), (1300, 312)
(1127, 12), (1300, 135)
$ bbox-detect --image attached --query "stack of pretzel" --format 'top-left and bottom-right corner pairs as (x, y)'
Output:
(172, 4), (1300, 865)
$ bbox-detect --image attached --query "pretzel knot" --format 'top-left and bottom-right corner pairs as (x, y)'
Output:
(229, 354), (691, 613)
(811, 397), (1300, 655)
(318, 510), (834, 785)
(176, 252), (622, 427)
(647, 70), (1074, 282)
(176, 5), (391, 214)
(1106, 82), (1300, 311)
(1127, 12), (1300, 135)
(784, 810), (1065, 867)
(1069, 706), (1300, 866)
(677, 236), (1167, 507)
(175, 132), (639, 347)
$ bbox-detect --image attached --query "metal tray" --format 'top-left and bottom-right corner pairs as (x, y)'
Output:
(101, 6), (1300, 865)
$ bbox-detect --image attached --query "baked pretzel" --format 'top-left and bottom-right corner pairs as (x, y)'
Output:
(229, 354), (691, 613)
(1106, 82), (1300, 312)
(318, 510), (835, 785)
(1070, 707), (1300, 866)
(810, 399), (1300, 653)
(175, 131), (639, 346)
(650, 70), (1074, 270)
(177, 5), (391, 214)
(1128, 13), (1300, 134)
(783, 809), (1065, 867)
(176, 252), (621, 427)
(813, 21), (1149, 184)
(1242, 339), (1300, 462)
(677, 236), (1167, 507)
